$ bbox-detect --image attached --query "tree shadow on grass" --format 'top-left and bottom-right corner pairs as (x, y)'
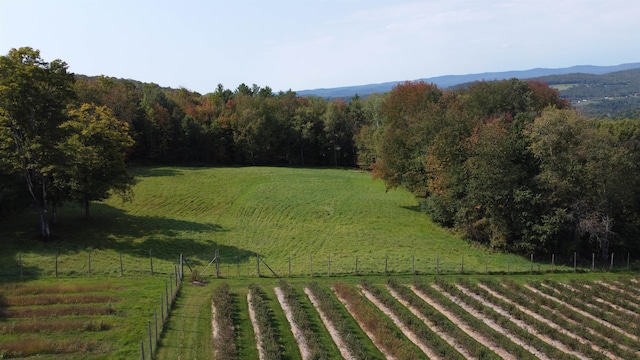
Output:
(0, 203), (255, 279)
(129, 167), (183, 178)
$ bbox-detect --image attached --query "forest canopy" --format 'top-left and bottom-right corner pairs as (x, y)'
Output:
(2, 47), (640, 260)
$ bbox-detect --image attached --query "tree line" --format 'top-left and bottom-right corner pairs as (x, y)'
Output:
(372, 80), (640, 260)
(2, 47), (640, 260)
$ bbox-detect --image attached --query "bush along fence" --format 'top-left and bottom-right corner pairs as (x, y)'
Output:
(140, 254), (185, 360)
(4, 250), (639, 279)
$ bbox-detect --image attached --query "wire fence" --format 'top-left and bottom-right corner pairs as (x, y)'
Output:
(140, 255), (184, 360)
(2, 250), (638, 280)
(195, 251), (638, 279)
(1, 249), (180, 279)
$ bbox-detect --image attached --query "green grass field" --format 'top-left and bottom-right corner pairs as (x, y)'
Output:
(2, 166), (632, 358)
(1, 166), (591, 280)
(549, 83), (578, 91)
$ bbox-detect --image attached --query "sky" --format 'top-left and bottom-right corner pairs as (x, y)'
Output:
(1, 0), (639, 94)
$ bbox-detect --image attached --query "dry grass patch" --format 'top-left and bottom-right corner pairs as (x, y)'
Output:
(0, 319), (109, 334)
(0, 294), (119, 307)
(0, 283), (118, 296)
(0, 338), (102, 358)
(0, 304), (116, 319)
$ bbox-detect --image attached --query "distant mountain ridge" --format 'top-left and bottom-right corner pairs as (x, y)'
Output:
(296, 63), (640, 98)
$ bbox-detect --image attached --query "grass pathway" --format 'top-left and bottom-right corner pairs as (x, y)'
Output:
(156, 283), (213, 360)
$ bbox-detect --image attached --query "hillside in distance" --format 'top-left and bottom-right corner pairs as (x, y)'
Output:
(537, 68), (640, 119)
(296, 63), (640, 99)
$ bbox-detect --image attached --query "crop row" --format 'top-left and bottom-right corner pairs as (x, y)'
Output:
(212, 283), (236, 360)
(247, 284), (283, 360)
(0, 283), (116, 358)
(208, 277), (640, 359)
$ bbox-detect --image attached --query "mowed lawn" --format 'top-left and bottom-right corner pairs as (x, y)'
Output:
(109, 166), (541, 276)
(0, 166), (551, 279)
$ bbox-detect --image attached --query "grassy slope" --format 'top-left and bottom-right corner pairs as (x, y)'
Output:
(1, 166), (559, 277)
(107, 166), (545, 276)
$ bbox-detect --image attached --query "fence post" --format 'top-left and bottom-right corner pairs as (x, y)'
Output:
(592, 253), (595, 271)
(150, 250), (154, 276)
(257, 255), (261, 277)
(154, 308), (158, 341)
(530, 254), (534, 274)
(174, 266), (178, 288)
(180, 253), (184, 279)
(610, 253), (615, 271)
(169, 274), (173, 298)
(215, 249), (220, 278)
(120, 252), (124, 276)
(148, 321), (153, 359)
(141, 341), (145, 360)
(412, 254), (415, 275)
(160, 297), (164, 323)
(385, 253), (388, 275)
(165, 283), (169, 313)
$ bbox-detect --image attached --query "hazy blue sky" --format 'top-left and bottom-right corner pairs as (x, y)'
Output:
(1, 0), (638, 93)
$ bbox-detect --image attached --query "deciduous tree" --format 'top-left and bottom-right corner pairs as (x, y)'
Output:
(0, 47), (75, 239)
(59, 104), (135, 219)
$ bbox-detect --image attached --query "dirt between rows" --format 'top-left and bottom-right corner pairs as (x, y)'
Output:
(410, 285), (515, 360)
(358, 285), (441, 360)
(477, 283), (592, 360)
(528, 284), (639, 342)
(453, 284), (553, 360)
(439, 284), (550, 360)
(246, 291), (265, 360)
(387, 285), (474, 359)
(303, 287), (355, 360)
(274, 287), (311, 360)
(332, 286), (397, 360)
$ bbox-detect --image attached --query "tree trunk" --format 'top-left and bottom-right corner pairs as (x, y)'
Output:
(332, 142), (337, 166)
(26, 169), (51, 240)
(84, 197), (91, 220)
(38, 206), (51, 240)
(51, 202), (58, 225)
